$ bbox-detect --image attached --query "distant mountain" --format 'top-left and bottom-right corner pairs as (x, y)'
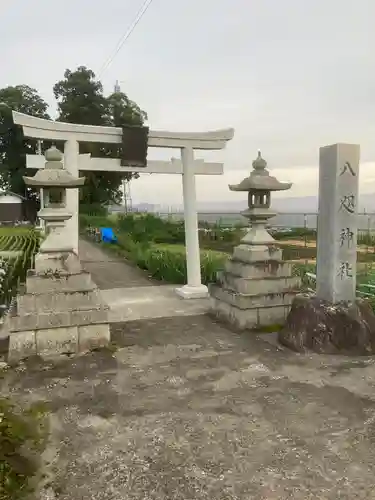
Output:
(136, 194), (375, 215)
(195, 194), (375, 214)
(195, 197), (318, 213)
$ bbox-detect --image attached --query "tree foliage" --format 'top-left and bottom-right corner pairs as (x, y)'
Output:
(0, 66), (148, 208)
(53, 67), (107, 126)
(106, 91), (147, 127)
(0, 85), (50, 204)
(53, 66), (148, 205)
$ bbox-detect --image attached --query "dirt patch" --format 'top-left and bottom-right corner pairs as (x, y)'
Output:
(278, 239), (375, 254)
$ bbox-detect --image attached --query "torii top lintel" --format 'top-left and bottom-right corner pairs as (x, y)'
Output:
(12, 111), (234, 151)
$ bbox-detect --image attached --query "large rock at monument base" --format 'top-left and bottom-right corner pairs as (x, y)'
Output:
(279, 294), (375, 355)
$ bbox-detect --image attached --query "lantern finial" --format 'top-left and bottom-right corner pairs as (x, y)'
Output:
(252, 150), (267, 172)
(45, 146), (63, 163)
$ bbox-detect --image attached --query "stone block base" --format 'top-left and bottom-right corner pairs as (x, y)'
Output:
(6, 249), (111, 363)
(210, 296), (290, 330)
(8, 323), (110, 362)
(279, 294), (375, 354)
(208, 239), (301, 331)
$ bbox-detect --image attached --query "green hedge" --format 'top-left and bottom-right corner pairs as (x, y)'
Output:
(117, 213), (186, 244)
(106, 235), (227, 285)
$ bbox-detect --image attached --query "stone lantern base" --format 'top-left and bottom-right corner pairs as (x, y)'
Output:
(5, 250), (110, 362)
(209, 243), (300, 330)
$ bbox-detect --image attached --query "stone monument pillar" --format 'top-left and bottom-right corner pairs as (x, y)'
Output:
(279, 143), (375, 355)
(6, 147), (111, 361)
(316, 144), (359, 302)
(209, 151), (300, 330)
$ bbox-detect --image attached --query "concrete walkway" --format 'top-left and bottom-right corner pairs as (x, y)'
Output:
(2, 316), (375, 499)
(79, 238), (154, 289)
(79, 239), (210, 322)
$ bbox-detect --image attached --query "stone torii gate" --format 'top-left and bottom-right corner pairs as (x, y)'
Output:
(13, 111), (234, 299)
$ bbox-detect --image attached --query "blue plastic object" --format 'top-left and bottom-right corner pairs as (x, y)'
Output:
(100, 227), (117, 243)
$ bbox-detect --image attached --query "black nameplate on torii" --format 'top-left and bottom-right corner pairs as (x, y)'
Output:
(121, 125), (150, 167)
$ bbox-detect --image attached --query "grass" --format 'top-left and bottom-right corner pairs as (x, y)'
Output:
(101, 237), (228, 285)
(0, 398), (49, 500)
(0, 228), (40, 308)
(81, 213), (375, 300)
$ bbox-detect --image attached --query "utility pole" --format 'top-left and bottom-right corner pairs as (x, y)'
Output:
(122, 179), (132, 213)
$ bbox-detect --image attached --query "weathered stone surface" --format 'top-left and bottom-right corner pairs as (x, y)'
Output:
(279, 294), (375, 354)
(9, 306), (109, 333)
(218, 271), (300, 295)
(26, 271), (94, 294)
(233, 244), (282, 263)
(209, 150), (299, 331)
(8, 245), (111, 359)
(17, 289), (104, 313)
(210, 283), (297, 310)
(78, 324), (110, 351)
(210, 246), (300, 330)
(209, 296), (289, 330)
(4, 315), (375, 498)
(225, 258), (293, 279)
(36, 326), (78, 358)
(8, 330), (36, 361)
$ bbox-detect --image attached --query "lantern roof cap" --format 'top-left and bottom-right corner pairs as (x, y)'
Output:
(23, 146), (85, 188)
(229, 150), (292, 192)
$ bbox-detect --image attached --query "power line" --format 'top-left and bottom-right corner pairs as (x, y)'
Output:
(98, 0), (154, 78)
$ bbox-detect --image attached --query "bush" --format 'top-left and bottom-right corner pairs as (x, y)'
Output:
(83, 212), (229, 284)
(143, 246), (227, 284)
(79, 214), (111, 231)
(114, 238), (227, 285)
(116, 213), (185, 244)
(358, 232), (375, 247)
(79, 203), (108, 217)
(0, 398), (49, 500)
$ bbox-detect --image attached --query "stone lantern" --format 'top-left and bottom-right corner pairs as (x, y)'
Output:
(209, 151), (300, 330)
(23, 146), (85, 255)
(6, 146), (110, 362)
(230, 151), (291, 247)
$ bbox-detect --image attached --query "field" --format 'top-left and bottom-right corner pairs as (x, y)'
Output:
(0, 227), (40, 309)
(80, 213), (375, 298)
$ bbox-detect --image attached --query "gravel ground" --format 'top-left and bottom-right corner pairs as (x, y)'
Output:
(2, 315), (375, 499)
(2, 239), (375, 498)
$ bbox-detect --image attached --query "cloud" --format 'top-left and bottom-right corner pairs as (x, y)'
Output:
(2, 0), (375, 203)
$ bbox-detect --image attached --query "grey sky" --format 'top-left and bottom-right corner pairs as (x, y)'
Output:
(2, 0), (375, 206)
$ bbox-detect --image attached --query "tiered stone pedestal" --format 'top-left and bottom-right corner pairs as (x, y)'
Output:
(6, 251), (110, 362)
(209, 244), (300, 330)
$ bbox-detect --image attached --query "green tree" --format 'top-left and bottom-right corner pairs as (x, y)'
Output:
(0, 85), (50, 205)
(53, 66), (148, 207)
(53, 67), (107, 126)
(106, 91), (147, 127)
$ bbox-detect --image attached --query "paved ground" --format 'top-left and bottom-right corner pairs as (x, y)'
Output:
(2, 316), (375, 499)
(101, 285), (210, 322)
(2, 239), (375, 498)
(78, 239), (209, 322)
(79, 239), (155, 289)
